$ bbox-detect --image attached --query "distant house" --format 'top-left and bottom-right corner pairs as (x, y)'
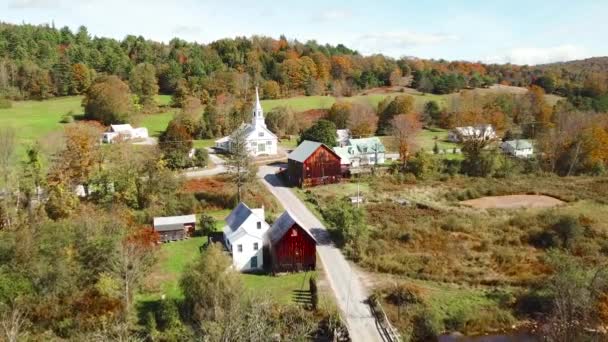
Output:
(501, 139), (534, 158)
(153, 214), (196, 243)
(336, 129), (351, 147)
(333, 137), (386, 167)
(287, 140), (342, 188)
(448, 125), (496, 143)
(223, 203), (269, 272)
(102, 124), (149, 143)
(215, 87), (278, 157)
(265, 211), (316, 273)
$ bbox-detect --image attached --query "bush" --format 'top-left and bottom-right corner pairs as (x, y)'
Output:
(310, 275), (318, 310)
(411, 307), (442, 342)
(60, 111), (75, 123)
(0, 97), (12, 109)
(192, 148), (209, 168)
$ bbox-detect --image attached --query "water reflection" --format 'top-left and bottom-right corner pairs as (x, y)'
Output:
(438, 333), (539, 342)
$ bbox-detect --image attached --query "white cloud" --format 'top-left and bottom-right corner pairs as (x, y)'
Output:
(9, 0), (60, 8)
(354, 31), (458, 56)
(314, 9), (352, 22)
(484, 45), (588, 65)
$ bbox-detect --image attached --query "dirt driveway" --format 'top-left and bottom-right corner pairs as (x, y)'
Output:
(461, 195), (564, 209)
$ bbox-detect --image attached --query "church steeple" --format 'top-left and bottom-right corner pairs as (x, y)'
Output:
(252, 86), (266, 128)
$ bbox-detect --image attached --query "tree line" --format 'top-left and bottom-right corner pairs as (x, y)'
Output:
(2, 21), (607, 110)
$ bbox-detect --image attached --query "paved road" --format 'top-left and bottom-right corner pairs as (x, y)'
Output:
(183, 149), (227, 178)
(258, 165), (384, 342)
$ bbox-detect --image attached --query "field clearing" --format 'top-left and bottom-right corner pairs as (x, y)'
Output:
(461, 194), (564, 209)
(1, 87), (561, 159)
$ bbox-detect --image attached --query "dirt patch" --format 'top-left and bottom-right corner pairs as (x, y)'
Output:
(461, 195), (564, 209)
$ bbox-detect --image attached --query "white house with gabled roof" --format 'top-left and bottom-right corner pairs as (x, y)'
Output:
(102, 124), (149, 143)
(215, 87), (278, 157)
(223, 202), (269, 271)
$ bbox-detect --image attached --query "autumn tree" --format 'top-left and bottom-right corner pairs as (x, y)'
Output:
(378, 95), (415, 135)
(262, 80), (280, 99)
(226, 126), (257, 202)
(129, 62), (159, 107)
(52, 122), (103, 197)
(347, 102), (378, 137)
(265, 106), (299, 137)
(159, 120), (194, 169)
(84, 76), (133, 125)
(390, 114), (422, 168)
(70, 63), (93, 94)
(114, 227), (158, 320)
(326, 101), (352, 129)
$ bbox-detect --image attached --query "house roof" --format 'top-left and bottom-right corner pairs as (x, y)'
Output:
(503, 139), (533, 150)
(289, 140), (321, 162)
(333, 146), (353, 163)
(267, 211), (317, 244)
(224, 202), (264, 233)
(153, 214), (196, 230)
(110, 124), (134, 132)
(347, 137), (385, 153)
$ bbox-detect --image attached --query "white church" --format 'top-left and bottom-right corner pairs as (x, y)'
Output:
(215, 88), (278, 157)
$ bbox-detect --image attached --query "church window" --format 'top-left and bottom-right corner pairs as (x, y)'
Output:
(258, 132), (264, 137)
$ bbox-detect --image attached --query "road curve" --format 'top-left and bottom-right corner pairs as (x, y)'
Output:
(258, 165), (383, 342)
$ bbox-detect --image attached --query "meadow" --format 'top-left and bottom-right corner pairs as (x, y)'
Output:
(0, 87), (559, 158)
(297, 174), (608, 335)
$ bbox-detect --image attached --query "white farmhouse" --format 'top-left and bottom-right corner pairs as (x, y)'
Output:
(215, 88), (278, 157)
(501, 139), (534, 158)
(223, 202), (269, 272)
(448, 125), (496, 143)
(333, 137), (386, 167)
(102, 124), (149, 143)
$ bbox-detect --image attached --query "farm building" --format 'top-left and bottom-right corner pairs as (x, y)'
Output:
(223, 202), (269, 272)
(266, 211), (317, 273)
(448, 125), (496, 142)
(501, 139), (534, 158)
(287, 140), (342, 187)
(102, 124), (149, 143)
(153, 214), (196, 243)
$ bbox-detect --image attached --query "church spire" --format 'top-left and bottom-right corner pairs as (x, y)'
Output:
(252, 86), (266, 128)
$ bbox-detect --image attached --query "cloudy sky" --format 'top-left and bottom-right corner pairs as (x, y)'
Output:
(3, 0), (607, 65)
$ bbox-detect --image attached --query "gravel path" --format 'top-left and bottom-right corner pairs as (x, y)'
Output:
(258, 165), (383, 342)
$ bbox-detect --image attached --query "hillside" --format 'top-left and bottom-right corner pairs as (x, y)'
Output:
(536, 56), (608, 74)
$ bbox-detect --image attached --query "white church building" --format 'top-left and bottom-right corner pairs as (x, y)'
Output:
(215, 88), (278, 157)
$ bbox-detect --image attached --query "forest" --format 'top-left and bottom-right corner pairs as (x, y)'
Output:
(1, 21), (607, 114)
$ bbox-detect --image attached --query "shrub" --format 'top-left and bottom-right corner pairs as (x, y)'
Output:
(411, 307), (442, 341)
(309, 275), (318, 311)
(192, 148), (209, 168)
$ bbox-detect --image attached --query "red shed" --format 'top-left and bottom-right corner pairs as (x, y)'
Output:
(287, 140), (341, 188)
(266, 211), (317, 273)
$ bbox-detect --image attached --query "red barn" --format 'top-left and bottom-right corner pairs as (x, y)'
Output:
(287, 140), (341, 187)
(266, 211), (317, 273)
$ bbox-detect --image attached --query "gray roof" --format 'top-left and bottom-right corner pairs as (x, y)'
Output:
(153, 214), (196, 231)
(504, 139), (533, 150)
(225, 202), (255, 232)
(288, 140), (337, 163)
(154, 214), (196, 226)
(267, 211), (317, 244)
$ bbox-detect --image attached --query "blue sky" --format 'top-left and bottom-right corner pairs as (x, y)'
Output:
(3, 0), (607, 65)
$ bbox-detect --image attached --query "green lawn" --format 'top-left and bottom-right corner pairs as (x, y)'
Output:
(241, 271), (316, 305)
(193, 139), (216, 149)
(278, 135), (299, 149)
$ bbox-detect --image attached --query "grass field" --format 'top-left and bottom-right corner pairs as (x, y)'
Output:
(0, 88), (560, 159)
